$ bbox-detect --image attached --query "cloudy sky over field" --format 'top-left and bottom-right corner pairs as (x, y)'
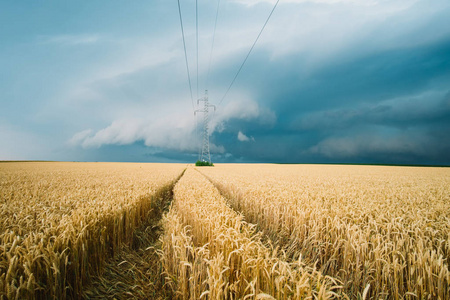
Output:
(1, 0), (450, 164)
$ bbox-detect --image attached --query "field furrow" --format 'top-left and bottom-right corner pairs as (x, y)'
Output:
(2, 162), (448, 299)
(199, 164), (450, 299)
(0, 162), (185, 299)
(160, 167), (340, 299)
(82, 172), (180, 299)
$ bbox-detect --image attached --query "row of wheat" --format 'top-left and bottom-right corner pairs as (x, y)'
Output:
(160, 167), (341, 299)
(199, 164), (450, 299)
(0, 162), (185, 299)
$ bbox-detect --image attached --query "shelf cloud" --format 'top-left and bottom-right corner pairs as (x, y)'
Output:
(1, 0), (449, 164)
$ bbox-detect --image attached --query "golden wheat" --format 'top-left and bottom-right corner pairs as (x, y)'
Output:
(0, 162), (185, 299)
(3, 162), (448, 299)
(199, 164), (450, 299)
(160, 167), (340, 299)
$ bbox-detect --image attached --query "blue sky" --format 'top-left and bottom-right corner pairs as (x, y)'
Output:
(1, 0), (449, 164)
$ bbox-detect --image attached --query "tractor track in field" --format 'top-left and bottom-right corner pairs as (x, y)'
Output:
(82, 170), (186, 300)
(196, 169), (299, 260)
(83, 167), (313, 299)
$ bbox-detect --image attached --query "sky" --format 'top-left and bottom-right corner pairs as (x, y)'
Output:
(1, 0), (449, 165)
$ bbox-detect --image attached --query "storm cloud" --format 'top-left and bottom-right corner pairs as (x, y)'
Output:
(1, 0), (449, 164)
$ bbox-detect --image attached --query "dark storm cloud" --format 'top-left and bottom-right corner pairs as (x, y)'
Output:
(207, 36), (450, 164)
(292, 90), (450, 131)
(273, 38), (450, 119)
(2, 0), (450, 165)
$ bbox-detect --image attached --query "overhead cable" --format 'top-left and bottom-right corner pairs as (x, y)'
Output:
(196, 0), (199, 99)
(206, 0), (221, 90)
(177, 0), (195, 111)
(218, 0), (280, 107)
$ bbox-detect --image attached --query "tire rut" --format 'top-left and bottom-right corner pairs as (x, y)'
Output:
(82, 170), (186, 299)
(196, 168), (295, 257)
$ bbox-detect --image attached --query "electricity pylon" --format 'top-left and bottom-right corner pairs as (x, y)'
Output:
(195, 90), (215, 163)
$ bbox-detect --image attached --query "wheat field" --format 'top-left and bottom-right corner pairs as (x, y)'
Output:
(1, 162), (449, 299)
(160, 168), (339, 299)
(199, 164), (450, 299)
(0, 162), (185, 299)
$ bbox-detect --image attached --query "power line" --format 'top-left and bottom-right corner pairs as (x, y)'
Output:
(196, 0), (199, 100)
(218, 0), (280, 108)
(177, 0), (195, 111)
(206, 0), (221, 90)
(195, 0), (200, 161)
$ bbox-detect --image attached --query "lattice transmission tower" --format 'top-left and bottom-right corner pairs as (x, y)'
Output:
(195, 90), (216, 163)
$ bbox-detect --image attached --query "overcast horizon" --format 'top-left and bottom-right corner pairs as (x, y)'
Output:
(1, 0), (450, 165)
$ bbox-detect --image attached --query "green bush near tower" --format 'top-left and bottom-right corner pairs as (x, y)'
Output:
(195, 160), (214, 166)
